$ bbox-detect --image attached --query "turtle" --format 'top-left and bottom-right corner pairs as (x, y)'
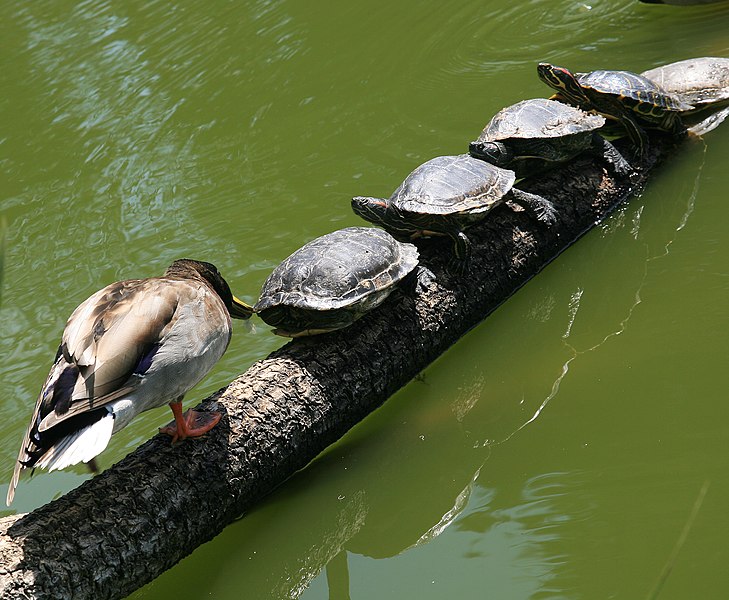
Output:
(468, 98), (631, 178)
(537, 62), (693, 158)
(351, 154), (557, 272)
(254, 227), (419, 337)
(641, 57), (729, 111)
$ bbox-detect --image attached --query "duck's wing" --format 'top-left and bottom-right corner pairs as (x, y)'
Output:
(7, 278), (181, 505)
(39, 279), (180, 428)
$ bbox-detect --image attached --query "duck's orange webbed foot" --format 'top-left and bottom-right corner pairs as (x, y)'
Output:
(159, 401), (221, 444)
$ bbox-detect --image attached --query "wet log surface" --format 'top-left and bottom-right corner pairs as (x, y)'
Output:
(0, 132), (684, 599)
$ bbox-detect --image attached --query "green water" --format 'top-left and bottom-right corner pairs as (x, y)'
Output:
(2, 0), (729, 598)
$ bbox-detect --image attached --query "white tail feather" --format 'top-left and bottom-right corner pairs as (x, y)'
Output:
(35, 412), (114, 472)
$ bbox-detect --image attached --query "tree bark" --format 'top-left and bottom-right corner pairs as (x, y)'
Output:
(0, 132), (683, 599)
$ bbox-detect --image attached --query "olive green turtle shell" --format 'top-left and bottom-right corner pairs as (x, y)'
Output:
(642, 57), (729, 109)
(391, 154), (516, 216)
(576, 69), (693, 116)
(476, 98), (605, 142)
(255, 227), (419, 313)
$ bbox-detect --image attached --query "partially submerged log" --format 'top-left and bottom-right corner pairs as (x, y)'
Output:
(0, 132), (687, 599)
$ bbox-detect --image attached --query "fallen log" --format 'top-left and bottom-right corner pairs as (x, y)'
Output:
(0, 131), (686, 599)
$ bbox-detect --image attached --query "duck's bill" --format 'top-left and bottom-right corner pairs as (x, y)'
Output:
(230, 296), (254, 319)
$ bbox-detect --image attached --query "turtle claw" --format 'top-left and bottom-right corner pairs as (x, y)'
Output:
(592, 133), (633, 177)
(510, 188), (558, 226)
(447, 255), (470, 276)
(534, 200), (558, 226)
(415, 265), (438, 293)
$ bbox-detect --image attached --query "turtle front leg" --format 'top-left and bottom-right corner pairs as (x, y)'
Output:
(619, 113), (649, 160)
(446, 229), (471, 275)
(662, 111), (688, 136)
(508, 188), (558, 226)
(589, 132), (632, 176)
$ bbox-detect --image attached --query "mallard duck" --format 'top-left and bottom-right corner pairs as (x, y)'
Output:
(6, 259), (253, 506)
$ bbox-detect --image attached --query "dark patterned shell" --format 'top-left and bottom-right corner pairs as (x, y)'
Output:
(477, 98), (605, 142)
(255, 227), (419, 312)
(576, 69), (693, 113)
(641, 57), (729, 108)
(391, 154), (515, 216)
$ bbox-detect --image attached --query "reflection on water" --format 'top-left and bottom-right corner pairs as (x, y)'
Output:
(492, 140), (712, 450)
(0, 217), (4, 304)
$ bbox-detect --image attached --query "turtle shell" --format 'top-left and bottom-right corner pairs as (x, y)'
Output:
(576, 69), (692, 114)
(477, 98), (605, 142)
(391, 154), (516, 216)
(255, 227), (419, 313)
(641, 57), (729, 108)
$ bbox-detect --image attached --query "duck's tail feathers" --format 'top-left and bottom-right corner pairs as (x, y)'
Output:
(7, 458), (23, 507)
(7, 411), (114, 506)
(34, 411), (114, 472)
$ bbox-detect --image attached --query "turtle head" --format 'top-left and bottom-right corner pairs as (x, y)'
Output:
(352, 196), (415, 239)
(537, 63), (587, 106)
(351, 196), (391, 227)
(468, 140), (514, 168)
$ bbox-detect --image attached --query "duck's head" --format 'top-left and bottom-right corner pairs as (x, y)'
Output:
(165, 259), (253, 319)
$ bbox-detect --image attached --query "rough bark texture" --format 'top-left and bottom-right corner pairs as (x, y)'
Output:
(0, 132), (683, 599)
